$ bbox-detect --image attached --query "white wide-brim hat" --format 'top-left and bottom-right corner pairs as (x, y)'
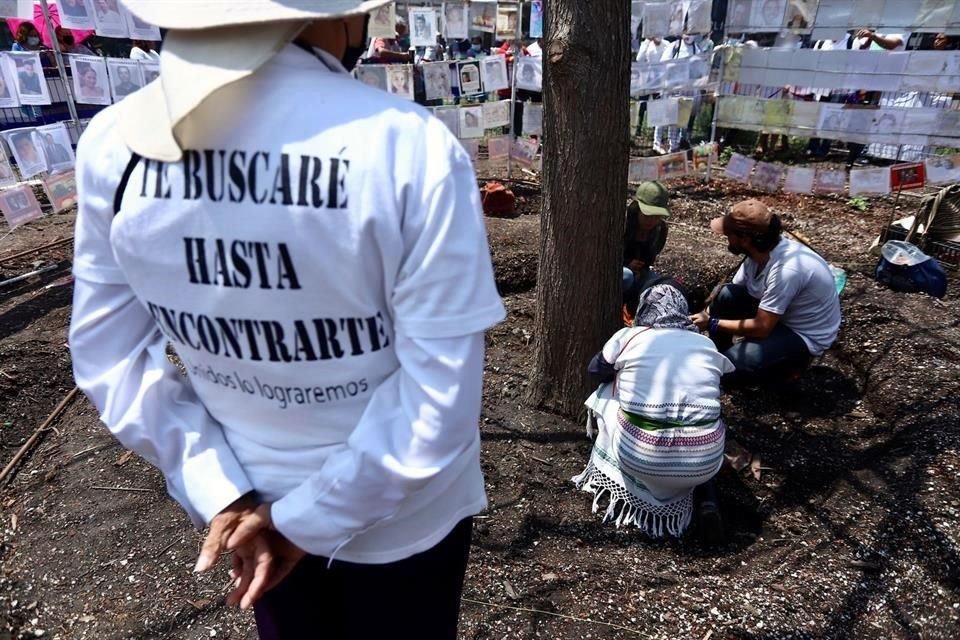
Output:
(117, 0), (392, 162)
(123, 0), (393, 29)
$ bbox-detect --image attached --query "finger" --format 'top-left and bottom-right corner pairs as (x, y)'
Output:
(227, 545), (255, 607)
(225, 511), (269, 551)
(240, 537), (275, 609)
(195, 517), (234, 573)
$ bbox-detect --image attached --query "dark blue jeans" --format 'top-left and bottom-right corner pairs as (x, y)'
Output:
(710, 284), (811, 379)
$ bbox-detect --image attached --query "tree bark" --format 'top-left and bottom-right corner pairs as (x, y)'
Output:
(527, 0), (630, 416)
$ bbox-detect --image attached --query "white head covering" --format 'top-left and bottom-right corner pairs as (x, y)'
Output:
(118, 0), (392, 162)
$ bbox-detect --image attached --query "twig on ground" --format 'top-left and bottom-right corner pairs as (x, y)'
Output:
(0, 386), (79, 487)
(461, 597), (654, 637)
(153, 540), (179, 558)
(90, 486), (156, 493)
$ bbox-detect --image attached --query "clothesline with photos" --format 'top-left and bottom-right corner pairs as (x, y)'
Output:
(0, 50), (155, 109)
(721, 0), (960, 38)
(0, 0), (161, 40)
(369, 2), (541, 43)
(626, 147), (960, 198)
(716, 95), (960, 149)
(728, 47), (960, 94)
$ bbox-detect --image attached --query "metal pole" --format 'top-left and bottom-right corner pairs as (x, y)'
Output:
(506, 40), (519, 181)
(705, 22), (728, 184)
(38, 0), (82, 138)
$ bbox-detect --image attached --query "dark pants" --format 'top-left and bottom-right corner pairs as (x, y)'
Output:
(254, 518), (473, 640)
(711, 285), (811, 379)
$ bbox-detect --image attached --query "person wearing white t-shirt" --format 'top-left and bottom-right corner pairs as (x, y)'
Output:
(690, 200), (840, 379)
(69, 1), (505, 638)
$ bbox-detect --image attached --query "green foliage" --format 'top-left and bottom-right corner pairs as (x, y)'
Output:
(719, 146), (734, 165)
(848, 196), (870, 211)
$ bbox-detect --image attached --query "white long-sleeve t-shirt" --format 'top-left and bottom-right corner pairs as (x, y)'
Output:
(69, 45), (505, 563)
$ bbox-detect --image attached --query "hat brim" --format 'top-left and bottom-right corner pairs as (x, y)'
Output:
(636, 201), (670, 217)
(710, 216), (727, 234)
(125, 0), (393, 30)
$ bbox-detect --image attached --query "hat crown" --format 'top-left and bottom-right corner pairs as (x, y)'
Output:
(729, 199), (771, 232)
(635, 181), (669, 209)
(122, 0), (392, 30)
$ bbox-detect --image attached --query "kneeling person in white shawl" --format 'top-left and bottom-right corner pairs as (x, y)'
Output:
(574, 284), (735, 537)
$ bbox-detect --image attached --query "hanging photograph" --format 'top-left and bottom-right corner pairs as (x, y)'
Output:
(457, 60), (483, 96)
(0, 144), (16, 187)
(458, 105), (485, 139)
(925, 155), (960, 185)
(692, 142), (719, 173)
(107, 58), (144, 101)
(70, 55), (111, 105)
(647, 97), (680, 127)
(727, 0), (752, 31)
(814, 168), (847, 194)
(481, 99), (511, 129)
(369, 2), (397, 39)
(496, 3), (520, 40)
(530, 0), (544, 38)
(461, 139), (480, 161)
(93, 0), (129, 37)
(8, 52), (51, 106)
(642, 2), (671, 38)
(385, 64), (414, 100)
(0, 185), (43, 229)
(480, 55), (509, 92)
(469, 0), (497, 34)
(433, 106), (460, 135)
(423, 62), (452, 100)
(849, 167), (891, 196)
(487, 135), (510, 161)
(514, 56), (542, 91)
(784, 0), (818, 32)
(0, 0), (33, 19)
(751, 0), (787, 31)
(510, 137), (539, 168)
(57, 0), (96, 30)
(140, 61), (160, 85)
(42, 170), (78, 212)
(750, 161), (786, 192)
(409, 8), (437, 48)
(121, 5), (162, 40)
(686, 0), (713, 34)
(657, 151), (688, 181)
(668, 1), (685, 36)
(0, 57), (19, 109)
(723, 152), (756, 183)
(356, 65), (388, 91)
(784, 166), (816, 193)
(522, 103), (543, 136)
(4, 128), (45, 179)
(35, 123), (75, 173)
(443, 2), (469, 39)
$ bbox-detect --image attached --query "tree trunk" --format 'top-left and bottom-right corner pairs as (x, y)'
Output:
(527, 0), (630, 416)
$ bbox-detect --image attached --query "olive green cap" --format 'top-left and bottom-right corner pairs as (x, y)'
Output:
(633, 181), (670, 217)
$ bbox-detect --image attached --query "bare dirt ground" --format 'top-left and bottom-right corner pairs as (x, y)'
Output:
(1, 176), (959, 639)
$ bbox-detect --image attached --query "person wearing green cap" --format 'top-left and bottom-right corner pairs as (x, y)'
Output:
(622, 181), (670, 318)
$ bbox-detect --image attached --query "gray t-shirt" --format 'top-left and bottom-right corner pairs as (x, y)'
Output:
(733, 238), (841, 355)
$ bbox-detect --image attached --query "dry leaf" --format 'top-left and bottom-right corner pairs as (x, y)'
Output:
(750, 456), (763, 481)
(10, 513), (17, 531)
(186, 599), (211, 610)
(724, 441), (752, 473)
(702, 631), (714, 640)
(541, 573), (558, 582)
(115, 451), (135, 467)
(503, 579), (518, 600)
(3, 498), (14, 508)
(77, 615), (95, 623)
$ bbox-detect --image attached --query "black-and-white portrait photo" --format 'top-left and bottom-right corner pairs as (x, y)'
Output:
(107, 59), (143, 100)
(422, 62), (451, 101)
(480, 55), (508, 92)
(409, 8), (437, 48)
(71, 55), (111, 105)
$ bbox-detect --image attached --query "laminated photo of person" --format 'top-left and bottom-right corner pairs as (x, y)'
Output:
(10, 131), (46, 176)
(110, 63), (142, 99)
(74, 59), (109, 102)
(60, 0), (91, 18)
(0, 63), (17, 108)
(16, 57), (43, 96)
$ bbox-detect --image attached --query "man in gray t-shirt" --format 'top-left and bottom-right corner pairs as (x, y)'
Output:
(690, 199), (841, 378)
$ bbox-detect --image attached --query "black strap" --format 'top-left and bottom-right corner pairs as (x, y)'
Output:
(114, 152), (141, 216)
